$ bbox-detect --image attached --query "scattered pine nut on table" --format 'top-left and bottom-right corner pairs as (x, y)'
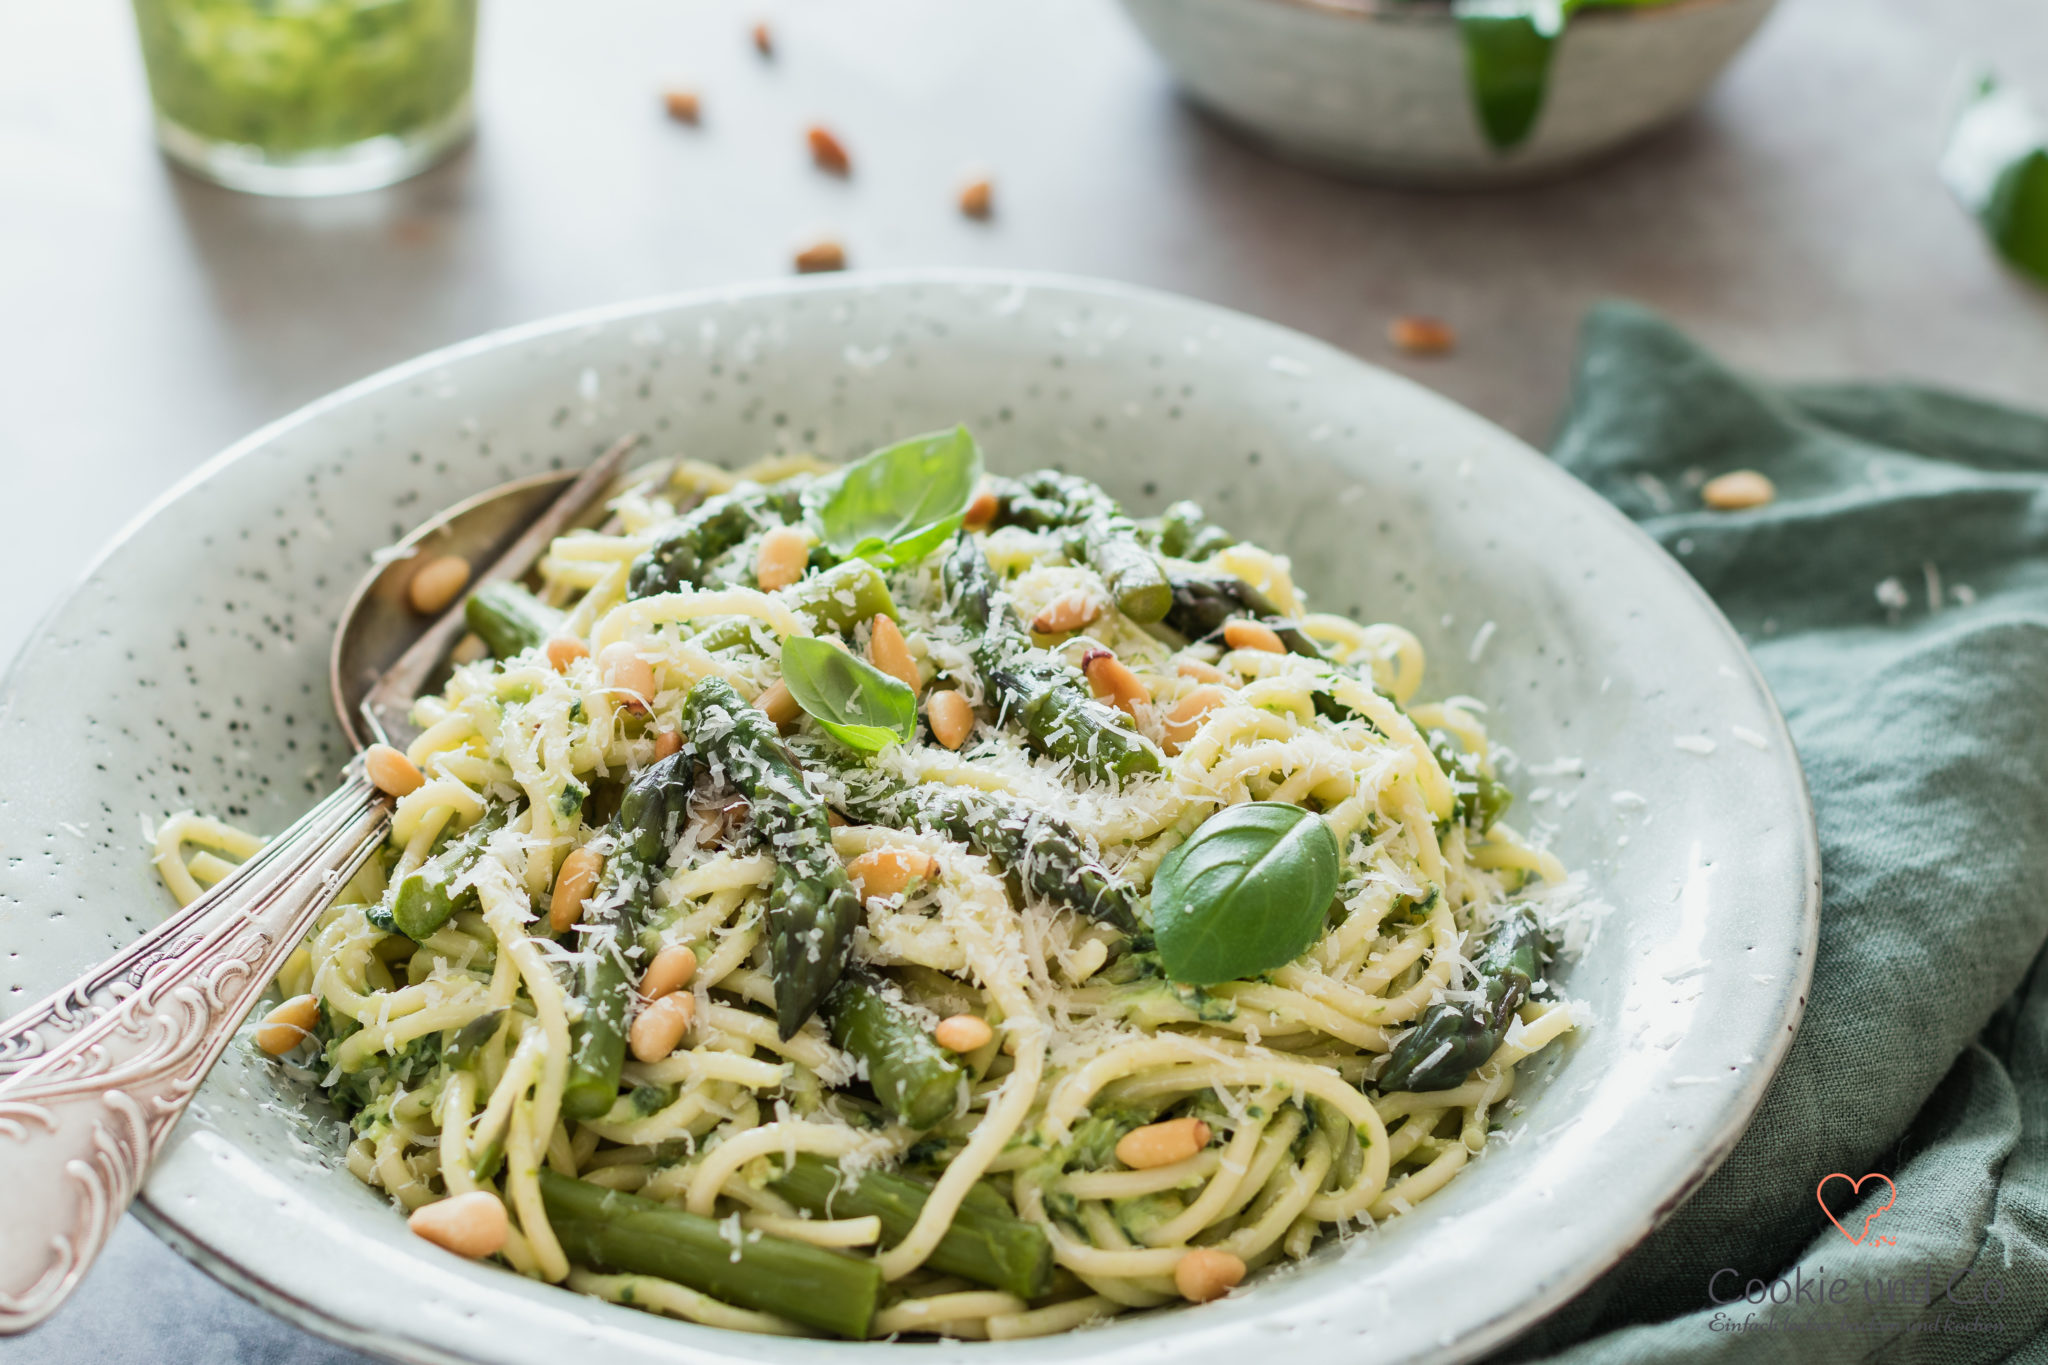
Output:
(794, 239), (846, 273)
(1702, 469), (1776, 509)
(1389, 315), (1456, 355)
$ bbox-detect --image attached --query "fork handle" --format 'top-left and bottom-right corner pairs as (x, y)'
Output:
(0, 772), (390, 1333)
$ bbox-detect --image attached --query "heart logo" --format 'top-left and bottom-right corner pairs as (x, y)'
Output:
(1816, 1172), (1896, 1246)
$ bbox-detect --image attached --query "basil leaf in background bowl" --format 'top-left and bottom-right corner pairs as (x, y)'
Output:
(813, 425), (983, 568)
(780, 635), (917, 752)
(1439, 0), (1687, 151)
(1451, 1), (1561, 151)
(1942, 71), (2048, 284)
(1151, 801), (1340, 985)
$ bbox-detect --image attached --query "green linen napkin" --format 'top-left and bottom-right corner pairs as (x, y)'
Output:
(1493, 302), (2048, 1362)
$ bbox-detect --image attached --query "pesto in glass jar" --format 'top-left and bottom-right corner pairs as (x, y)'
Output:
(132, 0), (476, 158)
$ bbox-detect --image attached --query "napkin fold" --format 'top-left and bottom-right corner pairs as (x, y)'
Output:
(1499, 303), (2048, 1363)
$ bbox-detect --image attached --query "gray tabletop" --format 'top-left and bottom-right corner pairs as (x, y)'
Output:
(4, 0), (2047, 1361)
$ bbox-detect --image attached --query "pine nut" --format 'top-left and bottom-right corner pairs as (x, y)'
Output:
(867, 614), (920, 694)
(1161, 687), (1229, 756)
(1174, 1247), (1245, 1303)
(1115, 1116), (1212, 1170)
(808, 125), (852, 175)
(450, 632), (490, 665)
(933, 1014), (994, 1053)
(1702, 469), (1776, 510)
(550, 846), (605, 933)
(1031, 591), (1100, 634)
(756, 526), (810, 590)
(640, 944), (698, 1000)
(757, 678), (800, 727)
(1082, 649), (1148, 718)
(847, 848), (938, 902)
(795, 239), (846, 274)
(958, 177), (994, 220)
(407, 554), (471, 615)
(630, 991), (696, 1063)
(409, 1190), (509, 1260)
(663, 88), (701, 124)
(364, 743), (424, 797)
(752, 21), (773, 56)
(963, 487), (999, 528)
(545, 636), (589, 672)
(926, 690), (975, 750)
(1176, 659), (1228, 684)
(599, 642), (656, 711)
(652, 728), (683, 760)
(255, 993), (321, 1055)
(1222, 620), (1284, 654)
(1388, 315), (1456, 355)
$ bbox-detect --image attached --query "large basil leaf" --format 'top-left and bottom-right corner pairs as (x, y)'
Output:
(813, 426), (983, 568)
(1150, 802), (1340, 985)
(1942, 72), (2048, 284)
(780, 635), (917, 752)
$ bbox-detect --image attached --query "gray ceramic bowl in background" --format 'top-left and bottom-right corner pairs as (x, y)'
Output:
(0, 272), (1818, 1365)
(1115, 0), (1779, 186)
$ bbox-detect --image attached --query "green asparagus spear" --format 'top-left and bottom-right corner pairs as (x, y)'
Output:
(767, 1154), (1054, 1300)
(464, 581), (562, 660)
(1151, 499), (1237, 561)
(443, 1008), (507, 1070)
(1377, 907), (1552, 1092)
(685, 558), (899, 655)
(618, 749), (696, 863)
(1162, 566), (1324, 659)
(628, 486), (807, 598)
(1430, 732), (1512, 834)
(990, 472), (1172, 623)
(539, 1170), (883, 1339)
(469, 1138), (504, 1183)
(824, 970), (968, 1129)
(680, 677), (861, 1038)
(796, 559), (896, 631)
(389, 807), (511, 940)
(560, 860), (645, 1123)
(562, 752), (695, 1120)
(942, 533), (1161, 785)
(827, 761), (1139, 932)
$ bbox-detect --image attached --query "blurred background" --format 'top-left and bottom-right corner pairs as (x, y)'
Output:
(2, 0), (2047, 1359)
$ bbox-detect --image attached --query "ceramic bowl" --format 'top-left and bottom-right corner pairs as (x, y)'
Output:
(1115, 0), (1779, 186)
(0, 272), (1818, 1365)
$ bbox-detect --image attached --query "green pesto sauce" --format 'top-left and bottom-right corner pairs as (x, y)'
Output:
(132, 0), (476, 155)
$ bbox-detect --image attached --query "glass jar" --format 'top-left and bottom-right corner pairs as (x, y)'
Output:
(131, 0), (478, 197)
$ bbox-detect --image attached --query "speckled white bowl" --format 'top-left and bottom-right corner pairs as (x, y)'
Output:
(0, 273), (1817, 1365)
(1115, 0), (1779, 185)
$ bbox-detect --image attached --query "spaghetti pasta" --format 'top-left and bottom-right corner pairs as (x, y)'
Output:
(156, 441), (1589, 1340)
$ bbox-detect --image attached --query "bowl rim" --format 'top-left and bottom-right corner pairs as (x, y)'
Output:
(8, 267), (1820, 1365)
(1247, 0), (1758, 26)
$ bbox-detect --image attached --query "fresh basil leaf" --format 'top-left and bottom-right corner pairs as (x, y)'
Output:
(1452, 0), (1565, 150)
(1150, 802), (1339, 985)
(1450, 0), (1669, 151)
(814, 426), (983, 568)
(1942, 71), (2048, 283)
(780, 635), (917, 752)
